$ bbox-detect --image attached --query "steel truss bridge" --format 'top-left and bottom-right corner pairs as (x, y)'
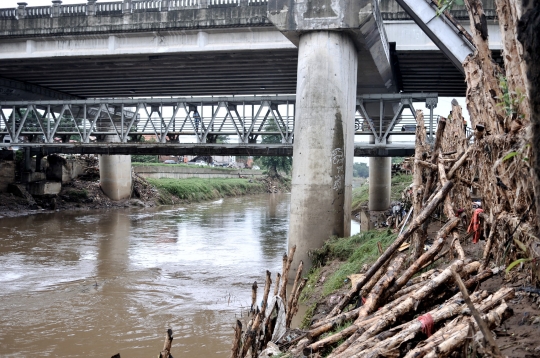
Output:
(0, 93), (438, 157)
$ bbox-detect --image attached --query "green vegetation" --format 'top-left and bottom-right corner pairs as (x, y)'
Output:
(300, 267), (321, 302)
(352, 162), (369, 178)
(132, 155), (159, 163)
(132, 162), (240, 172)
(300, 303), (318, 329)
(351, 173), (412, 212)
(255, 121), (292, 177)
(310, 230), (397, 296)
(148, 177), (266, 204)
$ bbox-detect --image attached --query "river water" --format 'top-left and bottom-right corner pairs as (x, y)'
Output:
(0, 193), (359, 357)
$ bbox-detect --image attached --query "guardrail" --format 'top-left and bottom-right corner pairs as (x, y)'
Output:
(0, 0), (268, 19)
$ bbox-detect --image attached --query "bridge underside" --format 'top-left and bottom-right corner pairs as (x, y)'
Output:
(0, 48), (484, 99)
(16, 143), (414, 157)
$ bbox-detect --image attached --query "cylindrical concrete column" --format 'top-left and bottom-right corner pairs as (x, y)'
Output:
(368, 157), (391, 211)
(288, 31), (358, 276)
(99, 128), (132, 200)
(99, 154), (132, 200)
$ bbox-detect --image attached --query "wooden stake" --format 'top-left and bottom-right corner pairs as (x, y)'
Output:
(230, 320), (242, 358)
(451, 269), (503, 357)
(159, 329), (173, 358)
(279, 245), (296, 303)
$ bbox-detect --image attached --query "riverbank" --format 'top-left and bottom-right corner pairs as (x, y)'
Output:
(0, 172), (291, 219)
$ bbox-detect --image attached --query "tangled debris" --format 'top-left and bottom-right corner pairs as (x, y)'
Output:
(230, 0), (539, 356)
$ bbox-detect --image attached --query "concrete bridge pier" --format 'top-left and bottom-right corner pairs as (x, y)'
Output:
(268, 0), (395, 276)
(99, 135), (132, 201)
(288, 31), (358, 273)
(99, 155), (132, 200)
(368, 157), (392, 211)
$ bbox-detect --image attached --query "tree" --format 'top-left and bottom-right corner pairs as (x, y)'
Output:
(353, 162), (369, 178)
(255, 120), (292, 177)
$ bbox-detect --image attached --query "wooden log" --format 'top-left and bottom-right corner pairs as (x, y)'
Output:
(306, 294), (410, 353)
(447, 146), (474, 179)
(273, 273), (281, 297)
(289, 278), (308, 326)
(326, 181), (454, 319)
(250, 281), (258, 315)
(279, 245), (296, 303)
(421, 117), (448, 205)
(360, 258), (392, 299)
(480, 225), (496, 270)
(286, 261), (303, 328)
(353, 254), (405, 324)
(240, 310), (260, 358)
(330, 260), (465, 358)
(347, 290), (489, 357)
(451, 232), (466, 260)
(255, 271), (272, 355)
(230, 321), (243, 358)
(159, 329), (173, 358)
(260, 271), (272, 319)
(355, 286), (513, 357)
(385, 236), (447, 300)
(463, 0), (506, 134)
(403, 319), (467, 358)
(422, 322), (472, 358)
(415, 160), (438, 170)
(451, 269), (503, 357)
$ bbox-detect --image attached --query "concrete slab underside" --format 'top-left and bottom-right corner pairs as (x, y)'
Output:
(288, 31), (357, 274)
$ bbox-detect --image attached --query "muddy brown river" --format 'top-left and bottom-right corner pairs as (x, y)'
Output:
(0, 193), (359, 357)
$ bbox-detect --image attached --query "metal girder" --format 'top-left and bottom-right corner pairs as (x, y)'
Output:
(394, 0), (475, 73)
(0, 94), (437, 153)
(355, 93), (438, 144)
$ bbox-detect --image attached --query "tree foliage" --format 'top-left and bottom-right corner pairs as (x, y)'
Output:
(255, 120), (292, 177)
(353, 162), (369, 178)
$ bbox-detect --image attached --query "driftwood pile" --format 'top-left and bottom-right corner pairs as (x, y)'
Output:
(230, 245), (308, 358)
(230, 0), (538, 356)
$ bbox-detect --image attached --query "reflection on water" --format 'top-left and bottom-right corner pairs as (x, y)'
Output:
(0, 193), (360, 357)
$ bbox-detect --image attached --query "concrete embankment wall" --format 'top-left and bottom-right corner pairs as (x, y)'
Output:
(133, 166), (264, 179)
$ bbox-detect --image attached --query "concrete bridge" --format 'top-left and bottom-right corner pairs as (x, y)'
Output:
(0, 0), (500, 274)
(0, 0), (499, 100)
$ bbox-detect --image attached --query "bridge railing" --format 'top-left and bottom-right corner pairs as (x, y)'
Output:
(25, 6), (52, 18)
(209, 0), (239, 7)
(61, 4), (88, 15)
(133, 0), (162, 12)
(168, 0), (200, 9)
(0, 8), (16, 18)
(0, 0), (269, 19)
(96, 2), (123, 14)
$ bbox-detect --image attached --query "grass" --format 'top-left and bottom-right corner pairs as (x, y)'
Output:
(351, 174), (412, 212)
(309, 230), (397, 296)
(147, 177), (266, 204)
(132, 162), (241, 172)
